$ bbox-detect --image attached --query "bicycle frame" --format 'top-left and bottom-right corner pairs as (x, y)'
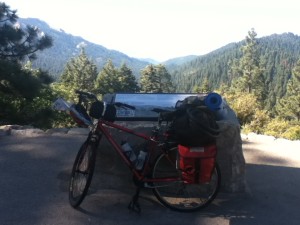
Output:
(94, 119), (181, 186)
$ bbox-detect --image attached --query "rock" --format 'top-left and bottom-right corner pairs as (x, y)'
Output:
(10, 128), (45, 137)
(216, 121), (246, 192)
(0, 125), (45, 136)
(0, 126), (10, 136)
(0, 125), (21, 135)
(0, 125), (24, 130)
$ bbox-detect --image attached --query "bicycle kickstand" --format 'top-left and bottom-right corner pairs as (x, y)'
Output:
(128, 187), (141, 214)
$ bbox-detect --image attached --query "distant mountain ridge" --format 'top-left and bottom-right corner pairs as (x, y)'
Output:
(19, 18), (201, 79)
(18, 18), (147, 78)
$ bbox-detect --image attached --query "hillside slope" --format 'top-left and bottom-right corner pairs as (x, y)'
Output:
(19, 18), (149, 78)
(170, 33), (300, 99)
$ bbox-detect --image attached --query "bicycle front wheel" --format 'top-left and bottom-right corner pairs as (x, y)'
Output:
(69, 140), (97, 208)
(152, 147), (221, 212)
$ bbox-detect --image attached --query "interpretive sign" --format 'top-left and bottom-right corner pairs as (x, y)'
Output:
(103, 93), (199, 121)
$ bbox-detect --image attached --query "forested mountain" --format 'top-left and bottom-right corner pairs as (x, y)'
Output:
(170, 33), (300, 101)
(170, 43), (240, 91)
(18, 18), (300, 104)
(163, 55), (198, 72)
(19, 18), (150, 78)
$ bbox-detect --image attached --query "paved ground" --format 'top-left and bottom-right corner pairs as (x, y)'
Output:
(0, 132), (300, 225)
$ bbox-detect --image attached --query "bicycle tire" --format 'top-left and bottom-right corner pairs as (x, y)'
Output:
(152, 147), (221, 212)
(69, 140), (97, 208)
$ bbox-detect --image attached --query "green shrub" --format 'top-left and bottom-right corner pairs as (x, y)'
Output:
(264, 118), (300, 140)
(224, 92), (260, 125)
(281, 125), (300, 140)
(244, 110), (270, 134)
(264, 118), (289, 138)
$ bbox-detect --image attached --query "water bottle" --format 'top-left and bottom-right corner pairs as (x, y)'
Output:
(121, 141), (136, 162)
(135, 150), (148, 170)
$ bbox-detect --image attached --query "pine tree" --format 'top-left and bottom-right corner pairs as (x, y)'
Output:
(140, 65), (159, 92)
(155, 64), (175, 93)
(276, 59), (300, 121)
(59, 48), (98, 98)
(0, 3), (52, 61)
(118, 63), (139, 92)
(95, 59), (119, 94)
(95, 61), (139, 94)
(232, 29), (266, 101)
(0, 3), (53, 125)
(140, 64), (174, 93)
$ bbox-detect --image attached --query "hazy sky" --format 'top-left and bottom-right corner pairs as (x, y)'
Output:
(3, 0), (300, 61)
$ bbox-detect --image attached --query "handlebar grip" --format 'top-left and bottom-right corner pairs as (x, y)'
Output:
(75, 90), (97, 100)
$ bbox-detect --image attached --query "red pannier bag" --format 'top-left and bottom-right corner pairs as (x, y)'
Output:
(178, 144), (217, 184)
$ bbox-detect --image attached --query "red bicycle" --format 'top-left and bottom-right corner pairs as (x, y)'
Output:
(53, 90), (221, 213)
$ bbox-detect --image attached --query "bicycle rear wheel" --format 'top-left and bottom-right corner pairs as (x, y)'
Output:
(69, 140), (97, 208)
(152, 147), (221, 212)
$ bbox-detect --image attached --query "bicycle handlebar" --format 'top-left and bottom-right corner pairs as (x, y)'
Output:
(75, 90), (98, 101)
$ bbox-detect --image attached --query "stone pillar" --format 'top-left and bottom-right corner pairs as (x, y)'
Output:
(216, 121), (246, 192)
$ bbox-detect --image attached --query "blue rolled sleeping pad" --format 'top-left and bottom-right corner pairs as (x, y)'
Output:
(204, 92), (240, 125)
(204, 92), (223, 111)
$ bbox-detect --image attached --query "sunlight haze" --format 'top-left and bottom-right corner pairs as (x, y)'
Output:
(3, 0), (300, 61)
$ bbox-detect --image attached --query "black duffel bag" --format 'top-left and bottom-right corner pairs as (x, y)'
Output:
(167, 97), (220, 146)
